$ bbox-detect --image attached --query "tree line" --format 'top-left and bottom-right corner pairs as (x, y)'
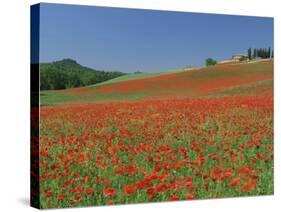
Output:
(247, 47), (274, 60)
(40, 59), (126, 90)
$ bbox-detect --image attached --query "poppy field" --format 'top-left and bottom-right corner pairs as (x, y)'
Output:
(37, 61), (274, 208)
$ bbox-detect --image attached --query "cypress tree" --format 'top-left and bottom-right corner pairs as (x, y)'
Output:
(253, 48), (257, 58)
(248, 48), (252, 60)
(268, 47), (271, 58)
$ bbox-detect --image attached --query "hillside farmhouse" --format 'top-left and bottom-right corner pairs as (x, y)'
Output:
(232, 54), (249, 62)
(218, 54), (249, 65)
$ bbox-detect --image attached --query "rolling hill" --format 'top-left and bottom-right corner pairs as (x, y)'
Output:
(40, 60), (273, 105)
(91, 68), (184, 87)
(40, 58), (127, 90)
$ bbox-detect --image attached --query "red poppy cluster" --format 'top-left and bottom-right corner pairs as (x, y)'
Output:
(38, 93), (273, 208)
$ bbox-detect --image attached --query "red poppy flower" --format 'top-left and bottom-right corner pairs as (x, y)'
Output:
(103, 188), (116, 197)
(44, 189), (54, 198)
(86, 189), (94, 195)
(186, 194), (194, 200)
(169, 194), (180, 201)
(123, 184), (137, 195)
(155, 184), (166, 193)
(57, 193), (65, 200)
(70, 196), (82, 204)
(228, 176), (241, 187)
(240, 179), (256, 191)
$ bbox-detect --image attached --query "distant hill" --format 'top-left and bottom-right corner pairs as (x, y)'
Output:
(40, 59), (126, 90)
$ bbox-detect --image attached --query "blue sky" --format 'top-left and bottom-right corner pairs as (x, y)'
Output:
(39, 3), (273, 72)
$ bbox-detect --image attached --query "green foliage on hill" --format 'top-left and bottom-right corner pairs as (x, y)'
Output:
(40, 59), (126, 90)
(205, 58), (217, 66)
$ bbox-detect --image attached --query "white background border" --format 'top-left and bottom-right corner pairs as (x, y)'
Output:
(0, 0), (280, 211)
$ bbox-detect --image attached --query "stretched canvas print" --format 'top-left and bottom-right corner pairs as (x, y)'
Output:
(31, 3), (274, 209)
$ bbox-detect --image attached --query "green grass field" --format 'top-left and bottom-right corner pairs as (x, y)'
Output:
(89, 68), (184, 87)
